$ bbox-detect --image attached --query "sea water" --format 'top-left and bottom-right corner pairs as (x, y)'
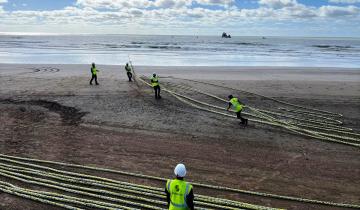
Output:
(0, 34), (359, 67)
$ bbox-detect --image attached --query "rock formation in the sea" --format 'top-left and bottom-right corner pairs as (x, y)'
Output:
(222, 32), (231, 38)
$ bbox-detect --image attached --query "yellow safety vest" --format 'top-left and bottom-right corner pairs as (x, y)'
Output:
(166, 179), (192, 210)
(91, 67), (97, 75)
(125, 65), (131, 72)
(151, 76), (159, 87)
(230, 97), (243, 112)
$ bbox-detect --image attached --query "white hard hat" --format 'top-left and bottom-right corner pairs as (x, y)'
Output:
(174, 163), (186, 177)
(153, 72), (156, 75)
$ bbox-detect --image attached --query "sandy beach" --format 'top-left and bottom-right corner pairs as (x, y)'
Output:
(0, 63), (359, 209)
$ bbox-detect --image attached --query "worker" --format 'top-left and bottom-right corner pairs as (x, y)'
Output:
(89, 63), (99, 85)
(165, 164), (194, 210)
(125, 63), (132, 82)
(151, 73), (161, 99)
(227, 95), (248, 126)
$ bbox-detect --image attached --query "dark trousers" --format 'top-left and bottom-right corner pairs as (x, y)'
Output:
(236, 110), (247, 125)
(127, 72), (133, 81)
(90, 74), (98, 85)
(153, 85), (161, 99)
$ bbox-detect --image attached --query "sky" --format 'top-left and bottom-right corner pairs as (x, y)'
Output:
(0, 0), (359, 37)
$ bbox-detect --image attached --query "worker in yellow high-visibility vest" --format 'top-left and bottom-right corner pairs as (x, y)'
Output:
(150, 73), (161, 99)
(89, 63), (99, 85)
(227, 95), (248, 126)
(165, 164), (194, 210)
(125, 63), (133, 82)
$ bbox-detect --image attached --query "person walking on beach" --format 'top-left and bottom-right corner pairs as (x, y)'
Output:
(227, 95), (248, 126)
(151, 73), (161, 99)
(89, 63), (99, 85)
(125, 63), (133, 82)
(165, 164), (194, 210)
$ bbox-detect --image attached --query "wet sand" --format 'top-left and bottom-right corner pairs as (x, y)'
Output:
(0, 64), (359, 209)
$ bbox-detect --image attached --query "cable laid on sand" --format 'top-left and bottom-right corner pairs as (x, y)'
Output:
(147, 77), (360, 147)
(1, 163), (241, 210)
(162, 82), (347, 129)
(0, 154), (277, 210)
(0, 158), (235, 210)
(0, 181), (83, 210)
(163, 87), (360, 147)
(153, 75), (360, 147)
(162, 81), (355, 137)
(167, 76), (343, 117)
(163, 81), (344, 125)
(165, 78), (360, 146)
(0, 181), (125, 210)
(2, 153), (360, 209)
(172, 82), (360, 140)
(3, 62), (356, 209)
(126, 60), (360, 208)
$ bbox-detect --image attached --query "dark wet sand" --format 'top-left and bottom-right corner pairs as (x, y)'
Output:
(0, 64), (359, 209)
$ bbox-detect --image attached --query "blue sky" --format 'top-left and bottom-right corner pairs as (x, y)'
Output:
(2, 0), (360, 11)
(3, 0), (74, 11)
(0, 0), (359, 36)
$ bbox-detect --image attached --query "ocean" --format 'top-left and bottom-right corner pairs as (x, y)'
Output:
(0, 34), (359, 67)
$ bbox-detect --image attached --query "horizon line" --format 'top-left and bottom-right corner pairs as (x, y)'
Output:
(0, 32), (359, 39)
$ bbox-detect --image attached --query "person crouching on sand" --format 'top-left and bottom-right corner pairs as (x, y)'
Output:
(227, 95), (248, 126)
(89, 63), (99, 85)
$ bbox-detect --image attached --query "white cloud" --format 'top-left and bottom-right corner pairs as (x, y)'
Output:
(0, 0), (7, 4)
(319, 5), (359, 17)
(75, 0), (152, 9)
(196, 0), (234, 6)
(279, 4), (317, 18)
(1, 1), (358, 26)
(153, 0), (192, 8)
(0, 0), (359, 36)
(259, 0), (298, 9)
(75, 0), (193, 9)
(329, 0), (360, 4)
(75, 0), (234, 9)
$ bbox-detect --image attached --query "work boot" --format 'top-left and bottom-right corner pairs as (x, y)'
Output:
(239, 122), (246, 128)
